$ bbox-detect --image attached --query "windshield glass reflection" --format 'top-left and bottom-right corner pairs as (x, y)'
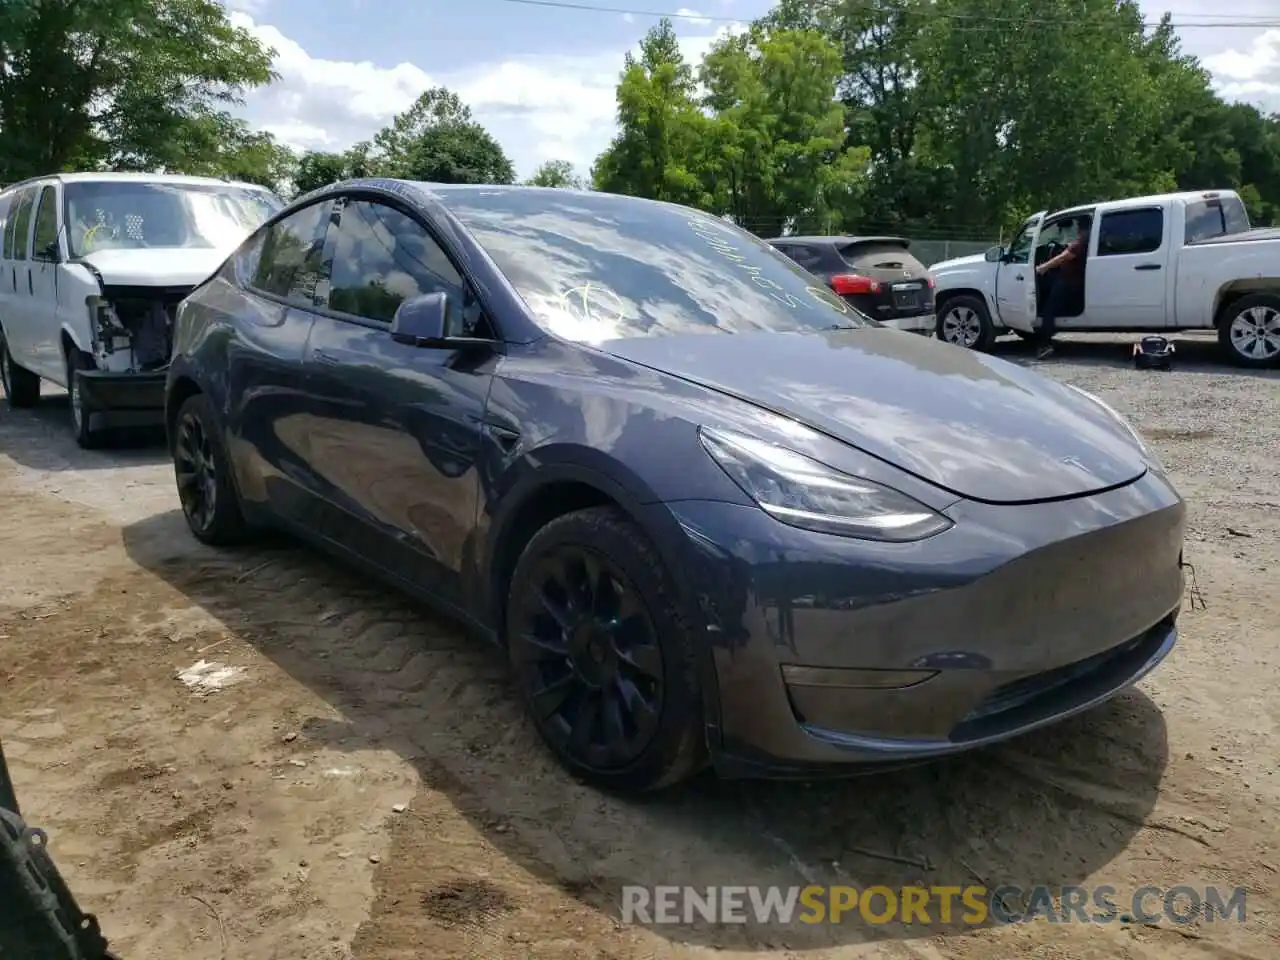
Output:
(432, 187), (879, 344)
(64, 182), (283, 258)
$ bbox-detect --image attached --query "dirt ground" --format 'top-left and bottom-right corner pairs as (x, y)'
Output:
(1, 333), (1277, 960)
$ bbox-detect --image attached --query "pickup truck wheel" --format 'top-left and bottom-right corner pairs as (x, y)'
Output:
(1220, 294), (1280, 368)
(65, 350), (109, 449)
(936, 295), (995, 351)
(0, 329), (41, 409)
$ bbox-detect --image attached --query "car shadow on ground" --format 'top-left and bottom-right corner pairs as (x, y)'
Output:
(121, 510), (1171, 950)
(0, 394), (167, 471)
(989, 333), (1277, 378)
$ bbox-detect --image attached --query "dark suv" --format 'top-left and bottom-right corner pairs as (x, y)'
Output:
(768, 235), (935, 334)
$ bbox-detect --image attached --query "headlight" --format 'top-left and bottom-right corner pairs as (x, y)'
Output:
(698, 426), (953, 542)
(1062, 384), (1162, 468)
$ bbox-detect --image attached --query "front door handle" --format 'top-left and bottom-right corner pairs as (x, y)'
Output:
(1014, 274), (1024, 281)
(312, 349), (341, 365)
(1134, 263), (1162, 271)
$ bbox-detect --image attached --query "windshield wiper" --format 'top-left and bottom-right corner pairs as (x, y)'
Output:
(825, 324), (861, 331)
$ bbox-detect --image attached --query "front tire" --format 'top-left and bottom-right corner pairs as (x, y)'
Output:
(0, 328), (41, 408)
(1219, 293), (1280, 368)
(505, 506), (707, 792)
(936, 294), (996, 351)
(172, 392), (250, 545)
(66, 350), (105, 449)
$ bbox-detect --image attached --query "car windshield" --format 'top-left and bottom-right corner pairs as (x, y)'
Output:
(434, 188), (879, 343)
(64, 181), (283, 259)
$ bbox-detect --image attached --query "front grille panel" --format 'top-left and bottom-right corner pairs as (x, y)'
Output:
(952, 613), (1175, 739)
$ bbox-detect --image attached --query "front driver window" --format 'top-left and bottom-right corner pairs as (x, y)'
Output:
(328, 200), (467, 328)
(1005, 222), (1036, 264)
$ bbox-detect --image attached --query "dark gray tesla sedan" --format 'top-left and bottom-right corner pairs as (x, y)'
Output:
(164, 178), (1185, 792)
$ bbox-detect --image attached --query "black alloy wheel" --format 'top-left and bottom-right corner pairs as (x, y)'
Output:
(172, 393), (249, 545)
(511, 545), (663, 769)
(175, 407), (218, 535)
(506, 507), (706, 791)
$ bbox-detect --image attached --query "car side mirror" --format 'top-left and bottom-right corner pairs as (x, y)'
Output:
(389, 292), (493, 349)
(39, 241), (60, 262)
(984, 245), (1004, 263)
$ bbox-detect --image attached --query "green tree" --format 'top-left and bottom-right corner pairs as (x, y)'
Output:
(526, 159), (583, 188)
(912, 0), (1178, 230)
(592, 18), (711, 205)
(698, 26), (868, 234)
(0, 0), (275, 181)
(295, 150), (349, 194)
(371, 87), (514, 184)
(764, 0), (934, 227)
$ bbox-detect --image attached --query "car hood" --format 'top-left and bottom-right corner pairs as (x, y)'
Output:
(76, 247), (232, 287)
(930, 252), (988, 274)
(599, 328), (1147, 504)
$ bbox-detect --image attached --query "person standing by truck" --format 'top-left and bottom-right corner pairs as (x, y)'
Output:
(1033, 219), (1090, 360)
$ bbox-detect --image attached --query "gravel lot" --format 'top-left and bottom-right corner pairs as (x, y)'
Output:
(1, 333), (1277, 960)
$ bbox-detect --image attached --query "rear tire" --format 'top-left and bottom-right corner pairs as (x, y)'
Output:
(936, 294), (996, 351)
(1218, 293), (1280, 368)
(505, 506), (707, 792)
(172, 392), (251, 545)
(0, 328), (41, 409)
(66, 349), (106, 449)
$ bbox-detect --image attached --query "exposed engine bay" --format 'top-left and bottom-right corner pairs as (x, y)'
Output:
(85, 284), (192, 373)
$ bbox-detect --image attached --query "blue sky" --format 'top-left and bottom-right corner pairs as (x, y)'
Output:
(226, 0), (1280, 181)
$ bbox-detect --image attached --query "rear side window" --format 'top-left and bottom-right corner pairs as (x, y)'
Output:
(32, 186), (59, 260)
(1097, 208), (1164, 256)
(782, 244), (825, 270)
(0, 193), (13, 259)
(251, 200), (332, 306)
(8, 188), (36, 261)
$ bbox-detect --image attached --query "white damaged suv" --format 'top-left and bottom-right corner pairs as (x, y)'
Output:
(0, 172), (282, 446)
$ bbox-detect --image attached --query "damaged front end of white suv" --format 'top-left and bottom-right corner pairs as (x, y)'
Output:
(53, 177), (282, 445)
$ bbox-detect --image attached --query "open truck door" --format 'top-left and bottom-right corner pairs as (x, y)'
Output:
(993, 212), (1044, 334)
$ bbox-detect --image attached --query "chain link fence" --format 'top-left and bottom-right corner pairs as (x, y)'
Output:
(908, 238), (995, 266)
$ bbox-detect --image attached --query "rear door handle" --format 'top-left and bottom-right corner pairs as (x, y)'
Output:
(26, 270), (32, 295)
(1134, 263), (1161, 271)
(312, 349), (341, 365)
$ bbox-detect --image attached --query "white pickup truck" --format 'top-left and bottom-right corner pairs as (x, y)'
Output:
(930, 189), (1280, 368)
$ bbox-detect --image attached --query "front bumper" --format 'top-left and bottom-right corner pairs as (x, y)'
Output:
(75, 368), (167, 428)
(655, 467), (1185, 779)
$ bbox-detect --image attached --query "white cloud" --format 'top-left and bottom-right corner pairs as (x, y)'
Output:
(1202, 29), (1280, 114)
(229, 12), (431, 151)
(229, 13), (741, 180)
(677, 8), (712, 27)
(1139, 0), (1280, 112)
